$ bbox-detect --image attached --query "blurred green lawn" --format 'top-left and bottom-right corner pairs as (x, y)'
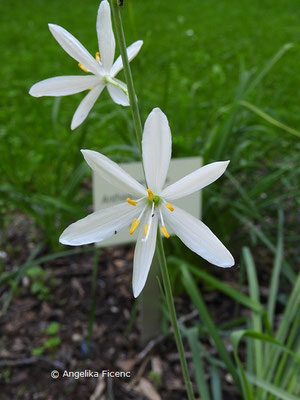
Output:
(1, 0), (299, 248)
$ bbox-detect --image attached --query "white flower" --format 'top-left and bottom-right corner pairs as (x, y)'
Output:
(29, 0), (143, 130)
(60, 108), (234, 297)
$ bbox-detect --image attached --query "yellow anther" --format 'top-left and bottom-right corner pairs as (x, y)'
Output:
(126, 198), (137, 206)
(165, 202), (174, 212)
(95, 51), (100, 62)
(147, 189), (155, 200)
(129, 218), (140, 235)
(78, 62), (89, 73)
(144, 224), (149, 237)
(160, 225), (170, 239)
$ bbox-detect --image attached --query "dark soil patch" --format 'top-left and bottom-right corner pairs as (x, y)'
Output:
(0, 215), (244, 399)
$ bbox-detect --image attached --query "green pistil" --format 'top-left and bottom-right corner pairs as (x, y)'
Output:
(148, 195), (162, 207)
(104, 75), (128, 96)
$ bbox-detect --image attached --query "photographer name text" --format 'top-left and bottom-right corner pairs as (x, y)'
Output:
(51, 369), (130, 379)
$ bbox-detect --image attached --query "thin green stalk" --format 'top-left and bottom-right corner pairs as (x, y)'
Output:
(110, 0), (143, 152)
(157, 231), (195, 400)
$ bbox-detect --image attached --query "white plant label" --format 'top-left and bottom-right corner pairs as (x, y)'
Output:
(93, 157), (202, 247)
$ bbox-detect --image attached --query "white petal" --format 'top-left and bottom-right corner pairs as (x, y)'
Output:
(96, 0), (115, 71)
(48, 24), (102, 76)
(107, 82), (129, 106)
(132, 210), (158, 297)
(60, 202), (143, 245)
(110, 40), (143, 77)
(161, 161), (230, 200)
(142, 108), (172, 193)
(81, 149), (147, 197)
(71, 84), (105, 130)
(162, 205), (234, 268)
(29, 75), (101, 97)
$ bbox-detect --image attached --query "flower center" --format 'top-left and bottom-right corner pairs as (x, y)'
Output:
(77, 52), (128, 96)
(147, 189), (161, 206)
(126, 189), (174, 240)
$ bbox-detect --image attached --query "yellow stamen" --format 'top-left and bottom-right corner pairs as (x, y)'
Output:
(95, 51), (101, 62)
(129, 218), (140, 235)
(126, 198), (137, 206)
(165, 202), (174, 212)
(147, 189), (155, 200)
(160, 225), (170, 239)
(144, 224), (149, 237)
(78, 62), (89, 73)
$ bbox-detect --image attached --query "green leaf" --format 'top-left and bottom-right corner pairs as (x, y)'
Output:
(46, 322), (60, 336)
(186, 327), (211, 400)
(231, 330), (254, 400)
(232, 211), (295, 283)
(32, 347), (44, 356)
(240, 101), (300, 139)
(31, 280), (46, 294)
(242, 248), (263, 382)
(267, 209), (284, 328)
(231, 329), (300, 400)
(180, 266), (240, 388)
(26, 265), (45, 278)
(44, 337), (61, 349)
(246, 373), (300, 400)
(168, 256), (265, 315)
(262, 274), (300, 395)
(210, 365), (223, 400)
(245, 43), (293, 95)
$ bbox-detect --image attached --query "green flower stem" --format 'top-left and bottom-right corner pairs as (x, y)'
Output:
(156, 231), (195, 400)
(110, 0), (143, 153)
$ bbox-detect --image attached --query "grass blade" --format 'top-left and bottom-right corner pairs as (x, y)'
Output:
(180, 267), (240, 387)
(267, 209), (284, 328)
(230, 329), (299, 400)
(242, 248), (263, 382)
(231, 330), (254, 400)
(168, 256), (265, 315)
(232, 211), (295, 283)
(211, 365), (223, 400)
(245, 43), (294, 95)
(186, 327), (211, 400)
(246, 373), (299, 400)
(263, 274), (300, 396)
(240, 101), (300, 139)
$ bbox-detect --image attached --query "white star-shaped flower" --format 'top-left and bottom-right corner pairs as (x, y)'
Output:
(29, 0), (143, 130)
(60, 108), (234, 297)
